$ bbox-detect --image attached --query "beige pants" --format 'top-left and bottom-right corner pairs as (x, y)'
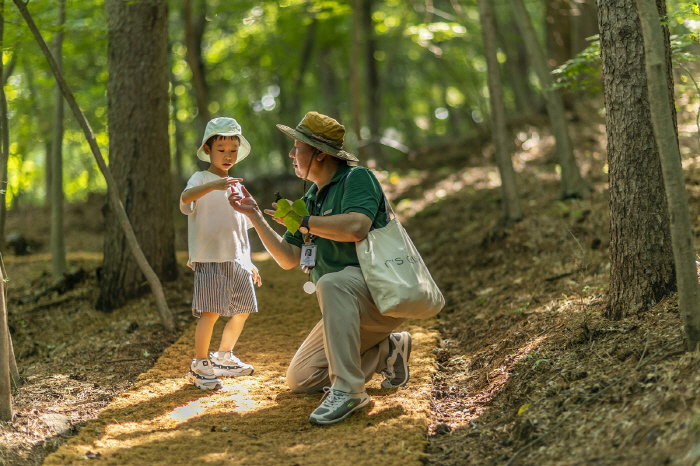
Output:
(286, 266), (405, 394)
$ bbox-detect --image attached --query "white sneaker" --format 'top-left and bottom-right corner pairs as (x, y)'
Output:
(209, 351), (254, 377)
(309, 388), (370, 425)
(188, 359), (222, 390)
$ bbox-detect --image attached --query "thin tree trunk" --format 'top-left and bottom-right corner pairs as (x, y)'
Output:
(510, 0), (591, 199)
(0, 2), (17, 418)
(545, 0), (573, 67)
(351, 0), (365, 159)
(290, 16), (317, 114)
(362, 0), (383, 162)
(636, 0), (700, 350)
(495, 17), (538, 116)
(13, 0), (175, 332)
(50, 0), (66, 283)
(0, 5), (8, 250)
(571, 0), (600, 55)
(169, 41), (185, 187)
(0, 264), (12, 421)
(184, 0), (209, 126)
(319, 47), (341, 119)
(478, 0), (522, 226)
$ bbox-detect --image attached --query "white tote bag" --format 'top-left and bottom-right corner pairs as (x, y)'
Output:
(356, 206), (445, 319)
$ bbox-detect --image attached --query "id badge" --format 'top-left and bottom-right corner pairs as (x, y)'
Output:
(300, 244), (317, 268)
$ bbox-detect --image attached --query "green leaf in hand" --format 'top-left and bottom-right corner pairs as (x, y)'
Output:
(283, 213), (302, 233)
(274, 198), (308, 234)
(274, 199), (292, 218)
(291, 199), (310, 217)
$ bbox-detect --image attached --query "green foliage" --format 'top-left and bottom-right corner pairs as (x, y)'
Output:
(274, 198), (309, 234)
(551, 36), (602, 94)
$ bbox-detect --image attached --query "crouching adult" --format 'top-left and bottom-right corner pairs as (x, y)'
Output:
(229, 111), (412, 425)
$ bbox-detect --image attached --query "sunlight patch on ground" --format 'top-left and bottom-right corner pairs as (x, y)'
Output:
(397, 166), (501, 218)
(444, 336), (546, 430)
(43, 261), (440, 466)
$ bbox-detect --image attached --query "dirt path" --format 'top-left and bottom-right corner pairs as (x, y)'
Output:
(41, 256), (439, 466)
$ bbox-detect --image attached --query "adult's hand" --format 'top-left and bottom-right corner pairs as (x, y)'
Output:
(228, 184), (261, 217)
(229, 184), (302, 270)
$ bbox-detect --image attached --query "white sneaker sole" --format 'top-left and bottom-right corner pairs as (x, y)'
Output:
(381, 332), (411, 388)
(212, 366), (254, 377)
(188, 371), (222, 390)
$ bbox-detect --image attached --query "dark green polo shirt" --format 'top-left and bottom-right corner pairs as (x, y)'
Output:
(283, 163), (388, 283)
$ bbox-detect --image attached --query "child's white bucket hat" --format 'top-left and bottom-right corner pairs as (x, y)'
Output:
(197, 117), (251, 163)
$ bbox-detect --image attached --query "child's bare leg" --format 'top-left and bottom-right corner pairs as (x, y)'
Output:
(194, 312), (219, 359)
(218, 313), (249, 353)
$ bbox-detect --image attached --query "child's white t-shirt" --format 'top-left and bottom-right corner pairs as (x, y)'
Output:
(180, 171), (254, 271)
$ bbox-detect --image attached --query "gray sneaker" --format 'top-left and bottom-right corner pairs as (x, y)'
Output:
(309, 388), (370, 425)
(380, 331), (412, 388)
(188, 359), (222, 390)
(209, 351), (254, 377)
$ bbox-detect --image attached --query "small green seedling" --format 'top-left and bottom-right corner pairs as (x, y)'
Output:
(274, 198), (310, 234)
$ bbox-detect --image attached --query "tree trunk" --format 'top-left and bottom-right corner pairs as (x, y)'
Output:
(545, 0), (573, 67)
(98, 0), (177, 311)
(14, 0), (175, 332)
(319, 47), (341, 119)
(636, 0), (700, 350)
(0, 264), (12, 421)
(184, 0), (209, 130)
(50, 0), (67, 283)
(478, 0), (523, 226)
(0, 5), (7, 251)
(0, 3), (15, 420)
(598, 0), (676, 320)
(571, 0), (600, 55)
(495, 15), (539, 116)
(351, 0), (365, 159)
(510, 0), (591, 199)
(362, 0), (383, 163)
(169, 41), (185, 188)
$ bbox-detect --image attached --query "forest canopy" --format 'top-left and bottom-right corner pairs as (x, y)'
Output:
(1, 0), (699, 207)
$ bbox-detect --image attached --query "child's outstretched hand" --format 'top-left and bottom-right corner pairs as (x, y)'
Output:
(213, 176), (243, 191)
(251, 266), (262, 287)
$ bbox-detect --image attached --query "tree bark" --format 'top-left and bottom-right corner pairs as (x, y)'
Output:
(13, 0), (175, 331)
(184, 0), (210, 129)
(636, 0), (700, 350)
(50, 0), (67, 283)
(510, 0), (591, 199)
(478, 0), (522, 225)
(571, 0), (600, 55)
(98, 0), (177, 312)
(495, 14), (541, 116)
(351, 0), (365, 159)
(598, 0), (676, 320)
(545, 0), (573, 67)
(362, 0), (383, 163)
(0, 264), (12, 421)
(0, 3), (8, 251)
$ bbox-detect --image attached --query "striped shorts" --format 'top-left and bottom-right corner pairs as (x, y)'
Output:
(192, 262), (258, 318)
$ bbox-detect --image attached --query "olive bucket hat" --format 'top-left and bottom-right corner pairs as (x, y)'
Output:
(276, 112), (358, 162)
(197, 117), (251, 163)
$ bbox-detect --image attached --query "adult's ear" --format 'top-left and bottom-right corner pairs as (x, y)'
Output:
(316, 151), (327, 161)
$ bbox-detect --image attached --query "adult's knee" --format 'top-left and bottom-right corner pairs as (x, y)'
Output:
(286, 366), (327, 394)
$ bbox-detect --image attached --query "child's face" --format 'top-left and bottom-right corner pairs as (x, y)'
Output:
(205, 137), (240, 176)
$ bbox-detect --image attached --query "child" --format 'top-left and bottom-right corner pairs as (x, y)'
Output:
(180, 117), (261, 390)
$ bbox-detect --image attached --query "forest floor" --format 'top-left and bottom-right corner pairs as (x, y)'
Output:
(1, 101), (700, 465)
